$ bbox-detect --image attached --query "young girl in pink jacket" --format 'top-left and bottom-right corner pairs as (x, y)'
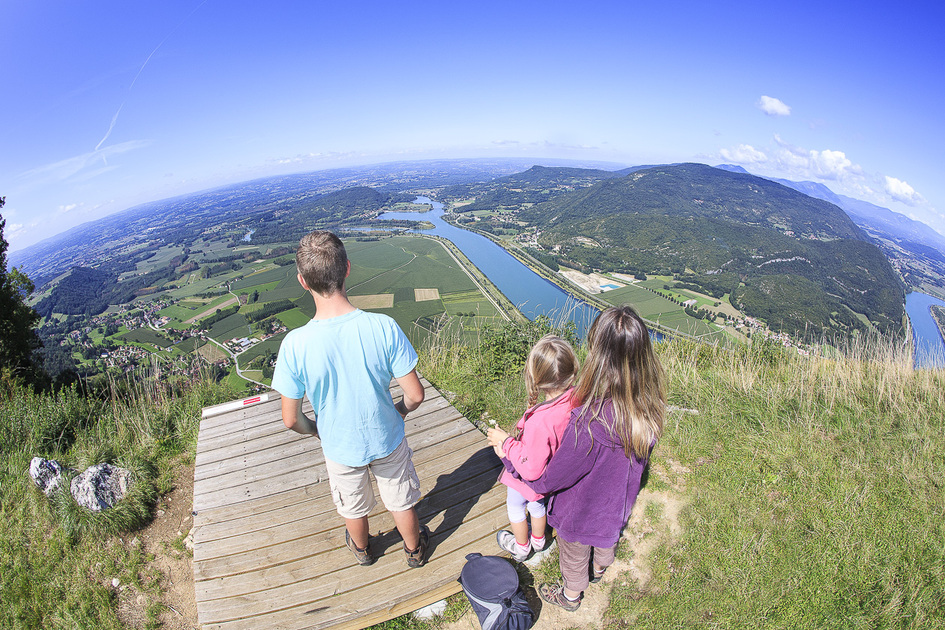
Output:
(487, 334), (578, 561)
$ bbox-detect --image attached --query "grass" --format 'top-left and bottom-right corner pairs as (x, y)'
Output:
(3, 317), (944, 628)
(418, 325), (945, 629)
(628, 337), (945, 629)
(0, 369), (235, 629)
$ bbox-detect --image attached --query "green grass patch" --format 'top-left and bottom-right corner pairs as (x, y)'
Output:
(209, 313), (250, 342)
(157, 303), (199, 322)
(120, 329), (174, 349)
(237, 333), (286, 364)
(276, 308), (310, 329)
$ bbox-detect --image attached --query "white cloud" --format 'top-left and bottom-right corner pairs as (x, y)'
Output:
(719, 144), (767, 163)
(721, 136), (861, 182)
(884, 176), (924, 206)
(772, 135), (862, 181)
(58, 203), (78, 214)
(758, 95), (791, 116)
(809, 149), (859, 180)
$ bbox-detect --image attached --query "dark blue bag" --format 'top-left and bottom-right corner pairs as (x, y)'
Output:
(459, 553), (534, 630)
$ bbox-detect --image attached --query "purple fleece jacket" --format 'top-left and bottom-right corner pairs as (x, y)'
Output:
(512, 400), (650, 548)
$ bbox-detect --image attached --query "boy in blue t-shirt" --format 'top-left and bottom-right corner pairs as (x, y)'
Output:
(271, 231), (429, 567)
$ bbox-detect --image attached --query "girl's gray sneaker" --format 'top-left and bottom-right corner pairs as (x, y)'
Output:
(496, 530), (531, 562)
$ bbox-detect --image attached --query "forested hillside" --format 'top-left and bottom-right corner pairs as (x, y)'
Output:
(462, 163), (904, 339)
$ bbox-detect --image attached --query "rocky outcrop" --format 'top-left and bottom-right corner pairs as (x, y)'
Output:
(69, 463), (133, 512)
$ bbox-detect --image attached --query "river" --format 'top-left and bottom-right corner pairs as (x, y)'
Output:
(380, 198), (600, 336)
(905, 292), (945, 368)
(382, 198), (945, 366)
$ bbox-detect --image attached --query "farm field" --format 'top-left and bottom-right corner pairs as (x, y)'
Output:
(220, 236), (501, 347)
(599, 283), (725, 341)
(134, 235), (510, 390)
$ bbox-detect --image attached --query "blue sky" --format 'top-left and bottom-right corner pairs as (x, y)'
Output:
(2, 0), (944, 251)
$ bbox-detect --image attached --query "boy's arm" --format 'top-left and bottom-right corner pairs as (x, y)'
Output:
(281, 396), (319, 436)
(394, 369), (425, 418)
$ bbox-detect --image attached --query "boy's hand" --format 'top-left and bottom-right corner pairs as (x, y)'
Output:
(487, 427), (510, 449)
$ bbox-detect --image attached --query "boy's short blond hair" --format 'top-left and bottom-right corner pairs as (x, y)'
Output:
(297, 231), (347, 295)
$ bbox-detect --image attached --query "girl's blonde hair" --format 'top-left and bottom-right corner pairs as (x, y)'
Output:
(524, 334), (579, 408)
(573, 306), (665, 460)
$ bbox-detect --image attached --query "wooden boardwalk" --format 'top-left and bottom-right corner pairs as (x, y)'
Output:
(192, 378), (506, 629)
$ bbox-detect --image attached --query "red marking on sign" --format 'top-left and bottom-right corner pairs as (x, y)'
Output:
(243, 396), (262, 406)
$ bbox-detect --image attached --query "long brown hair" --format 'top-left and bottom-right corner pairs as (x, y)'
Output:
(573, 306), (665, 460)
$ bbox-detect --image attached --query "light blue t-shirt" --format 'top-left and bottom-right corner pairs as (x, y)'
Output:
(271, 309), (418, 467)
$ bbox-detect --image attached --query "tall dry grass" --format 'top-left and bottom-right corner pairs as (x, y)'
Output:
(420, 321), (945, 628)
(0, 368), (235, 628)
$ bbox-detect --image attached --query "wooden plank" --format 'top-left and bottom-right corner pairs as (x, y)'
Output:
(195, 466), (503, 584)
(195, 449), (501, 578)
(193, 411), (476, 513)
(194, 379), (507, 630)
(192, 427), (487, 531)
(194, 434), (494, 557)
(197, 503), (508, 626)
(196, 379), (437, 444)
(194, 408), (477, 512)
(195, 396), (456, 478)
(197, 385), (447, 453)
(195, 492), (505, 605)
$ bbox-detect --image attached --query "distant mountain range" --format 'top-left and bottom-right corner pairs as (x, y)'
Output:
(446, 163), (908, 338)
(716, 165), (945, 298)
(10, 158), (944, 340)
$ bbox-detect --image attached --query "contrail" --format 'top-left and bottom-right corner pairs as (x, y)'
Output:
(95, 103), (124, 153)
(94, 0), (210, 153)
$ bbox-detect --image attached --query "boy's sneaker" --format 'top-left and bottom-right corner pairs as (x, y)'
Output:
(345, 530), (375, 566)
(538, 582), (582, 612)
(405, 524), (430, 568)
(496, 530), (531, 562)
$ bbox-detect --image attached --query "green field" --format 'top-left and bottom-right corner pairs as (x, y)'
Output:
(238, 333), (286, 364)
(158, 303), (200, 323)
(232, 266), (294, 291)
(102, 235), (525, 386)
(120, 328), (174, 349)
(599, 283), (724, 340)
(276, 308), (311, 329)
(209, 313), (250, 342)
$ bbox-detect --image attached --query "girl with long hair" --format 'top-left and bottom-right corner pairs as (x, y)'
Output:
(527, 306), (666, 611)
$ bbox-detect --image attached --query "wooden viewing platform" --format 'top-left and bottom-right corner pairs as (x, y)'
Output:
(192, 377), (506, 629)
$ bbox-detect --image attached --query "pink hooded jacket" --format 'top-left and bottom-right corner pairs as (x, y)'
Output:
(499, 388), (575, 502)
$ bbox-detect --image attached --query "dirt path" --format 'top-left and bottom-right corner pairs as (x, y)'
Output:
(121, 461), (200, 630)
(184, 296), (240, 325)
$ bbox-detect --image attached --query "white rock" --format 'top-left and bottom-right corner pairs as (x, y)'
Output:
(70, 463), (133, 512)
(112, 578), (121, 588)
(28, 457), (73, 496)
(413, 599), (448, 619)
